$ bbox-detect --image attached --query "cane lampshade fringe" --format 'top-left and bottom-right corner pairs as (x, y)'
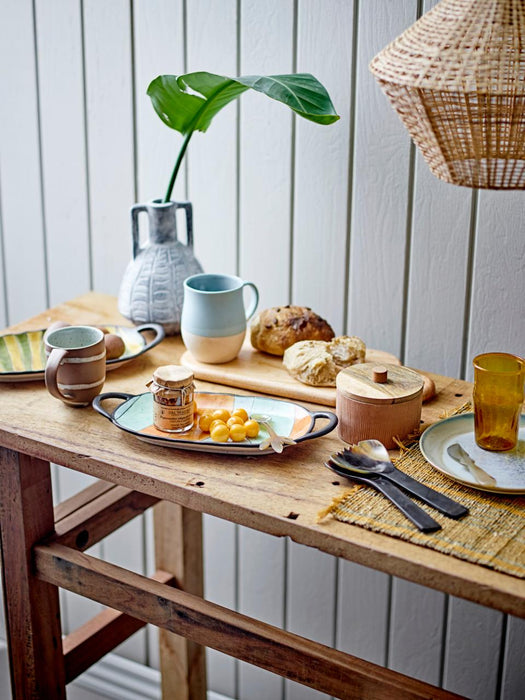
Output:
(370, 0), (525, 189)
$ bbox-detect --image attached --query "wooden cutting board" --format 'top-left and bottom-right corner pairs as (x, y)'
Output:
(181, 340), (401, 407)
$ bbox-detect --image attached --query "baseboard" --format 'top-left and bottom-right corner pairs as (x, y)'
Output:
(0, 642), (231, 700)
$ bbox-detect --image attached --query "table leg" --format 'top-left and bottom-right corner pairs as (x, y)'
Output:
(0, 448), (65, 698)
(154, 502), (206, 700)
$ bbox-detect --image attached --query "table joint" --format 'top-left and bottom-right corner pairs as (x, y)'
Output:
(50, 480), (159, 551)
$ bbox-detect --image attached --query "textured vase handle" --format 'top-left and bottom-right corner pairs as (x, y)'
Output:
(176, 201), (194, 249)
(130, 204), (148, 258)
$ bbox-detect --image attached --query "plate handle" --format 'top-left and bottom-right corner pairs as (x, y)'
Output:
(297, 411), (338, 443)
(134, 323), (166, 353)
(92, 392), (135, 421)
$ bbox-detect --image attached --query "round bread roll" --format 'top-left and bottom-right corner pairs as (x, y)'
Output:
(283, 336), (366, 386)
(250, 305), (334, 356)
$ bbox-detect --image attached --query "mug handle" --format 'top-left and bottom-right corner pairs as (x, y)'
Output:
(242, 282), (259, 321)
(45, 348), (69, 401)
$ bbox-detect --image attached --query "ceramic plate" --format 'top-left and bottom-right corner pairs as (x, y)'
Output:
(0, 324), (165, 382)
(93, 391), (338, 455)
(420, 414), (525, 494)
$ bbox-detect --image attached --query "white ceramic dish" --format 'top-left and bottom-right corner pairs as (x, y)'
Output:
(420, 413), (525, 494)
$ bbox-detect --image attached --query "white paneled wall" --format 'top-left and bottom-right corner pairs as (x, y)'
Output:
(1, 1), (524, 699)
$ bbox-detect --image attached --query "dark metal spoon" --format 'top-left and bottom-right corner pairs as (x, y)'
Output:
(331, 450), (468, 519)
(325, 460), (441, 533)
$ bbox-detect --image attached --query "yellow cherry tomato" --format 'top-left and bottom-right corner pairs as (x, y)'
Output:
(212, 408), (231, 423)
(244, 419), (260, 438)
(209, 419), (227, 433)
(210, 423), (229, 442)
(227, 415), (244, 428)
(198, 413), (214, 432)
(232, 407), (249, 422)
(229, 423), (247, 442)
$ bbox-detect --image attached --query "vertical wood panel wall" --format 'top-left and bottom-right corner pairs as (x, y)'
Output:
(0, 1), (524, 698)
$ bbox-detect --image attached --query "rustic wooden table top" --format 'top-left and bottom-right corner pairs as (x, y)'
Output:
(1, 292), (523, 618)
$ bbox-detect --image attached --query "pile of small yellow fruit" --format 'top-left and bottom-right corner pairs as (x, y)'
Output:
(196, 406), (260, 443)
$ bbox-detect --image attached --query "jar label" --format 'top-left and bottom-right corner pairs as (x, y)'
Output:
(153, 403), (194, 432)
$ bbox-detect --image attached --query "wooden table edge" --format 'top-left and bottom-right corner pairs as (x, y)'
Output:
(0, 426), (523, 620)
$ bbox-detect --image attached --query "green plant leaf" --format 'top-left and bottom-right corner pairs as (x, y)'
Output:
(147, 74), (249, 135)
(147, 71), (339, 137)
(147, 71), (340, 200)
(236, 74), (340, 125)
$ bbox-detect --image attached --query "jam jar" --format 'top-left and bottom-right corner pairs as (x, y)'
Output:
(147, 365), (195, 433)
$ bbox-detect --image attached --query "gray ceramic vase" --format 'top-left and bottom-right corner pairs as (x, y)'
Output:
(118, 199), (203, 335)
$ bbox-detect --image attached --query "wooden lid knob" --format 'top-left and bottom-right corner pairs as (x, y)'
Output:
(372, 366), (388, 383)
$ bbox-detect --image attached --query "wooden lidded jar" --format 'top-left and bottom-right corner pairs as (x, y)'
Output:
(336, 363), (424, 449)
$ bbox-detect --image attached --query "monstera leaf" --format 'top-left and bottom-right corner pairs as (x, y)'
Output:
(147, 71), (340, 201)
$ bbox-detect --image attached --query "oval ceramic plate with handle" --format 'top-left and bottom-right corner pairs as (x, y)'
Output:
(420, 413), (525, 494)
(93, 391), (338, 455)
(0, 323), (165, 382)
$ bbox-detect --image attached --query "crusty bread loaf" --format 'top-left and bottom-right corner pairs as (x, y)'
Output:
(250, 306), (334, 356)
(328, 336), (366, 367)
(283, 336), (366, 386)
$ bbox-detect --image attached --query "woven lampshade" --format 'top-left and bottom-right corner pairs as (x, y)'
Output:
(370, 0), (525, 189)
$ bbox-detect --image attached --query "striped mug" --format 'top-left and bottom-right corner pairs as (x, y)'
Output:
(45, 326), (106, 407)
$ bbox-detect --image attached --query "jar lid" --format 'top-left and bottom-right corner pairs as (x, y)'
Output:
(336, 363), (423, 405)
(153, 365), (194, 389)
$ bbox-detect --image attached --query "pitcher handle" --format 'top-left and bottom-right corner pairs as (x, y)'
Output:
(242, 282), (259, 321)
(176, 201), (194, 249)
(131, 204), (148, 259)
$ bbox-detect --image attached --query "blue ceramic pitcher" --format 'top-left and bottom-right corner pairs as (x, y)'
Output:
(181, 273), (259, 363)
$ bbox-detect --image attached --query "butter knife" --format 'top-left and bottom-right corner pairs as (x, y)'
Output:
(446, 443), (497, 487)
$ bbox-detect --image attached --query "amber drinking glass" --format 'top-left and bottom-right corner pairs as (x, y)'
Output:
(473, 353), (524, 451)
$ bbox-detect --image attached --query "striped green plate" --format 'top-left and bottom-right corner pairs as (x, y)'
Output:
(0, 323), (165, 382)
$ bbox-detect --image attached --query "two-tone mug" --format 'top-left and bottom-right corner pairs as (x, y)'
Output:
(181, 273), (259, 363)
(45, 326), (106, 407)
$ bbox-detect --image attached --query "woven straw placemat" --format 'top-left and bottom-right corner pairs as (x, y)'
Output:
(322, 408), (525, 579)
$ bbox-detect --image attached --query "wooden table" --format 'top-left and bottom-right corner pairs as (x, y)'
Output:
(0, 293), (523, 699)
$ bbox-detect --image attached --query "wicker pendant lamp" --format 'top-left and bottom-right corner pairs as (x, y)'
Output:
(370, 0), (525, 189)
